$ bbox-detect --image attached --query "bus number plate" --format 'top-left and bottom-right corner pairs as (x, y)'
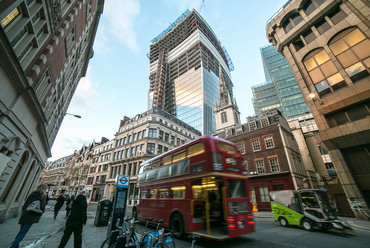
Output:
(238, 221), (245, 229)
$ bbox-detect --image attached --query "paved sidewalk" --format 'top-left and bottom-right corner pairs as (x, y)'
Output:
(253, 210), (370, 231)
(0, 203), (107, 248)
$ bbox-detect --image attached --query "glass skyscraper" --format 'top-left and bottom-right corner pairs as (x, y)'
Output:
(148, 9), (234, 135)
(252, 44), (310, 119)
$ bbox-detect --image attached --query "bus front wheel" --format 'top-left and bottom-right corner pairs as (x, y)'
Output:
(170, 213), (184, 238)
(279, 217), (288, 227)
(302, 219), (313, 231)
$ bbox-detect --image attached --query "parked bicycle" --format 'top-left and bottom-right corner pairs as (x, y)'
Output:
(140, 219), (175, 248)
(101, 216), (138, 248)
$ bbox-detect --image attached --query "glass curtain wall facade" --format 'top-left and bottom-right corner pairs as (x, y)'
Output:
(253, 45), (310, 118)
(148, 9), (233, 135)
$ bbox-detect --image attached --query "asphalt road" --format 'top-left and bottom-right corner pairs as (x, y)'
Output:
(124, 206), (370, 248)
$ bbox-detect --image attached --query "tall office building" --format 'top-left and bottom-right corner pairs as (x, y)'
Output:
(266, 0), (370, 219)
(252, 44), (311, 119)
(0, 0), (104, 222)
(148, 9), (235, 135)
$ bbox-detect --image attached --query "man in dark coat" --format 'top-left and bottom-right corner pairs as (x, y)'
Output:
(54, 193), (65, 219)
(10, 184), (47, 248)
(58, 188), (88, 248)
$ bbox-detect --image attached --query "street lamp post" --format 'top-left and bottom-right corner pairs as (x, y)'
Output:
(65, 113), (82, 118)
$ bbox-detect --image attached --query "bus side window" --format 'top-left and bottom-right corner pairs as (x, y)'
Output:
(172, 149), (186, 163)
(192, 185), (203, 199)
(149, 189), (158, 199)
(159, 188), (169, 199)
(171, 186), (185, 199)
(141, 190), (148, 199)
(187, 143), (205, 158)
(162, 154), (172, 166)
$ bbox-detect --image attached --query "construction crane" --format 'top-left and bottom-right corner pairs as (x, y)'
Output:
(199, 0), (205, 13)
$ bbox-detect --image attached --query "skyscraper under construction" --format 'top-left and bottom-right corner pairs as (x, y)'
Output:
(148, 9), (235, 135)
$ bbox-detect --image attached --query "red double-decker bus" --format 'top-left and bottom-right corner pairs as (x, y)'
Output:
(132, 136), (255, 240)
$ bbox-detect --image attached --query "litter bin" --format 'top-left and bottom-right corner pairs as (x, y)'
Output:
(94, 199), (112, 226)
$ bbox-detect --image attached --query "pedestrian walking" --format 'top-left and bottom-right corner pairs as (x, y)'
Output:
(58, 189), (88, 248)
(9, 184), (47, 248)
(54, 193), (65, 219)
(65, 195), (75, 218)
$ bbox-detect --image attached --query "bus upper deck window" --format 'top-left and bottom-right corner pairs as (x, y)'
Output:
(162, 155), (172, 165)
(218, 142), (237, 154)
(172, 150), (186, 162)
(187, 143), (205, 158)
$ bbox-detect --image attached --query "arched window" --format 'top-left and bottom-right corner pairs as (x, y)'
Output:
(328, 27), (370, 83)
(303, 48), (346, 97)
(303, 1), (317, 16)
(282, 13), (303, 33)
(0, 151), (29, 202)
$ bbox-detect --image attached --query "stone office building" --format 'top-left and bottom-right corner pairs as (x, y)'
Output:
(266, 0), (370, 219)
(105, 107), (201, 206)
(0, 0), (104, 222)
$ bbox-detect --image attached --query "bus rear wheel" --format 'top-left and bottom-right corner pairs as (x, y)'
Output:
(302, 219), (313, 231)
(170, 213), (184, 238)
(279, 217), (288, 227)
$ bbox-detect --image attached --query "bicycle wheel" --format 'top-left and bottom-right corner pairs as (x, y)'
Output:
(101, 237), (117, 248)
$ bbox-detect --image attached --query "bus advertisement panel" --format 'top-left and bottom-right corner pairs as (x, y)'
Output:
(133, 136), (255, 240)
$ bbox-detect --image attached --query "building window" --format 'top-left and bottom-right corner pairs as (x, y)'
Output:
(303, 29), (316, 44)
(251, 138), (261, 152)
(221, 112), (227, 123)
(65, 25), (76, 53)
(328, 7), (347, 25)
(282, 13), (303, 34)
(34, 68), (52, 102)
(148, 128), (157, 138)
(264, 135), (275, 149)
(255, 159), (265, 174)
(147, 143), (155, 154)
(164, 133), (169, 142)
(260, 117), (269, 127)
(249, 121), (257, 131)
(315, 19), (331, 35)
(269, 157), (280, 172)
(259, 187), (270, 202)
(328, 27), (370, 84)
(293, 37), (305, 51)
(302, 0), (316, 16)
(1, 7), (20, 28)
(86, 0), (93, 20)
(325, 101), (370, 127)
(236, 142), (245, 154)
(159, 130), (164, 140)
(303, 49), (346, 97)
(157, 144), (163, 155)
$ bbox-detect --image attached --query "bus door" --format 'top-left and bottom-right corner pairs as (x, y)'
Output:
(191, 177), (227, 238)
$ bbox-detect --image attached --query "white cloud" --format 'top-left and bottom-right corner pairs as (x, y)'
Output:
(104, 0), (141, 52)
(72, 67), (99, 110)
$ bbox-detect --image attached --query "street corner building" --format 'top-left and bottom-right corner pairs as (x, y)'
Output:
(0, 0), (105, 223)
(266, 0), (370, 219)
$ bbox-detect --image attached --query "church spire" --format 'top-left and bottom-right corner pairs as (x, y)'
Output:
(214, 61), (241, 133)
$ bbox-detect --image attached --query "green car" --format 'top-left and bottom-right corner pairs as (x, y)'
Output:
(270, 189), (353, 233)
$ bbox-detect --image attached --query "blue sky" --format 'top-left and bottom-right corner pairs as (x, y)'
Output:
(49, 0), (287, 161)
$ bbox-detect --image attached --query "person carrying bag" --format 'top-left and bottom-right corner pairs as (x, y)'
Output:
(9, 184), (47, 248)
